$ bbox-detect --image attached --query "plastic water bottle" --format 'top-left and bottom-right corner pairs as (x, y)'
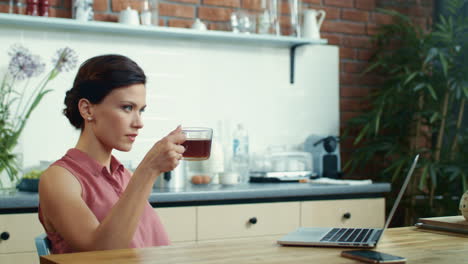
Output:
(232, 123), (250, 183)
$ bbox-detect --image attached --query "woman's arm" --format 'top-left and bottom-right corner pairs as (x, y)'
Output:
(39, 126), (185, 251)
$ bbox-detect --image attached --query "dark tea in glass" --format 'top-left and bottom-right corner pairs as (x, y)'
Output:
(182, 139), (212, 160)
(181, 127), (213, 161)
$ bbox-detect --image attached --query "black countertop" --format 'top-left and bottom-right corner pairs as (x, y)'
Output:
(0, 182), (391, 213)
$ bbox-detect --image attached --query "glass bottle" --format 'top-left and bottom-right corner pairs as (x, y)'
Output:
(9, 0), (14, 13)
(15, 0), (27, 14)
(267, 0), (281, 35)
(26, 0), (39, 16)
(288, 0), (302, 36)
(140, 0), (152, 25)
(149, 0), (159, 26)
(39, 0), (49, 17)
(232, 123), (250, 183)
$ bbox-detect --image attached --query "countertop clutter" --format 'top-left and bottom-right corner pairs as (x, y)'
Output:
(0, 182), (390, 211)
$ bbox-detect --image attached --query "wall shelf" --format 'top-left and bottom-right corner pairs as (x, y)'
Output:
(0, 13), (327, 83)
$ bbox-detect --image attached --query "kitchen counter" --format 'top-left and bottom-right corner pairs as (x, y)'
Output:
(0, 182), (390, 213)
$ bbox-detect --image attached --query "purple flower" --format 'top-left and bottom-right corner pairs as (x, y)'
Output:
(52, 47), (78, 72)
(7, 44), (45, 80)
(8, 44), (30, 59)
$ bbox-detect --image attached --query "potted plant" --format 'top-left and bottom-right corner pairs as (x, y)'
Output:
(0, 44), (78, 191)
(342, 0), (468, 226)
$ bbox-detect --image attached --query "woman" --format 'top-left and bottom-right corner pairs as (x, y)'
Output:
(38, 54), (185, 253)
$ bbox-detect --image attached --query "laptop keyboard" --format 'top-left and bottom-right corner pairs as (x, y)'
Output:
(320, 228), (374, 243)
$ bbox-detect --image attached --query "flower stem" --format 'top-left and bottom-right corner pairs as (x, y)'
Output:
(14, 68), (54, 134)
(12, 78), (31, 130)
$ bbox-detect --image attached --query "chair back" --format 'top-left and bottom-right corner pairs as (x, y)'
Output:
(35, 233), (51, 256)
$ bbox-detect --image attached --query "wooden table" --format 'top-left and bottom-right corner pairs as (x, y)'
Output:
(40, 227), (468, 264)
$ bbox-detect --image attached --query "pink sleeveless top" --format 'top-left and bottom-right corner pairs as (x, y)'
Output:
(38, 148), (170, 254)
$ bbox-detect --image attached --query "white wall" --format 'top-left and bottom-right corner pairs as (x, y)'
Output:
(0, 25), (339, 169)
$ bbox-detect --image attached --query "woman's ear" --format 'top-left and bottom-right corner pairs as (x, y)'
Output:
(78, 98), (94, 121)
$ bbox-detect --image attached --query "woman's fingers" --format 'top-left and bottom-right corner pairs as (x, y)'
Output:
(140, 126), (188, 173)
(168, 125), (182, 135)
(173, 144), (185, 155)
(167, 125), (186, 144)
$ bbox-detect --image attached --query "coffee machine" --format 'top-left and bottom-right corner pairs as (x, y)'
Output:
(304, 135), (342, 179)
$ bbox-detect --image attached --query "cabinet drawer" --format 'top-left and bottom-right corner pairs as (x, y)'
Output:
(197, 202), (300, 241)
(156, 207), (196, 243)
(0, 252), (39, 264)
(0, 213), (44, 254)
(301, 198), (385, 228)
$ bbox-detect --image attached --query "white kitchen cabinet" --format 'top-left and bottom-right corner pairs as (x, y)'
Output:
(301, 198), (385, 228)
(0, 213), (44, 263)
(156, 206), (197, 243)
(0, 252), (39, 263)
(197, 202), (300, 241)
(0, 197), (385, 262)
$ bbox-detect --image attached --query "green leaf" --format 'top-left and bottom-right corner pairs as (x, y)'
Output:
(419, 164), (429, 191)
(403, 72), (418, 86)
(391, 161), (404, 182)
(426, 84), (438, 100)
(362, 61), (381, 75)
(429, 112), (440, 123)
(463, 86), (468, 98)
(374, 106), (383, 134)
(413, 83), (426, 92)
(424, 48), (438, 66)
(354, 124), (370, 145)
(439, 53), (449, 77)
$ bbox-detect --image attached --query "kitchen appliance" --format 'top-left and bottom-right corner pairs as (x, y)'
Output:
(249, 151), (316, 182)
(154, 160), (187, 189)
(304, 135), (342, 178)
(302, 9), (326, 39)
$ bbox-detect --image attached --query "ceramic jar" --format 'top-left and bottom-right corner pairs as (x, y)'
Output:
(73, 0), (94, 21)
(460, 190), (468, 220)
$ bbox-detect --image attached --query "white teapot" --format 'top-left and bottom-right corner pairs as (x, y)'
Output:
(191, 18), (207, 31)
(302, 9), (326, 39)
(119, 7), (140, 26)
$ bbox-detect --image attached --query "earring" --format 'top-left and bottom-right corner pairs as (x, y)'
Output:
(87, 116), (93, 121)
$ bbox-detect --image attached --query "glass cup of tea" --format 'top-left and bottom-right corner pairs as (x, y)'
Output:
(181, 127), (213, 161)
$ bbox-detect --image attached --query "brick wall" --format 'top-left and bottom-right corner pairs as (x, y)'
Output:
(0, 0), (434, 177)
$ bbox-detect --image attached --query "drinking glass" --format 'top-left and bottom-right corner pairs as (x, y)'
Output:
(181, 127), (213, 161)
(288, 0), (302, 37)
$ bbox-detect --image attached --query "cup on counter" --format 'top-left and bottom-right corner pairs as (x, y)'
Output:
(219, 171), (239, 185)
(181, 127), (213, 161)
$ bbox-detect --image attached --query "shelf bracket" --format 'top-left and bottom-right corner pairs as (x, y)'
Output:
(290, 43), (309, 84)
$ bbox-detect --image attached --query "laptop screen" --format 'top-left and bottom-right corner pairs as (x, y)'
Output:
(377, 154), (420, 243)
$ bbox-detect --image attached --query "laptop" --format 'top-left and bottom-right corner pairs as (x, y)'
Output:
(277, 154), (420, 248)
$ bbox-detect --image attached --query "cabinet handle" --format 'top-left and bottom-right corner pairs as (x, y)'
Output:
(0, 231), (10, 241)
(343, 212), (351, 219)
(248, 217), (258, 224)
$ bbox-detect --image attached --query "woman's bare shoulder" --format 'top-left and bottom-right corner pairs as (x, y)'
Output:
(39, 165), (81, 195)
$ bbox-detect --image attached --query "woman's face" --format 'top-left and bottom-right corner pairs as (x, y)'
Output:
(90, 83), (146, 152)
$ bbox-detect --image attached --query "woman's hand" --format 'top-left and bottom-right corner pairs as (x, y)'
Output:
(137, 125), (186, 176)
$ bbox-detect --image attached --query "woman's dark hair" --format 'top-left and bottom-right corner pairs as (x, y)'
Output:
(63, 54), (146, 129)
